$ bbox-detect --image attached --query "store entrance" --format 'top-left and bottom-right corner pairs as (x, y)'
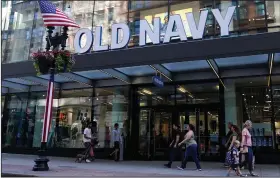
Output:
(138, 106), (220, 160)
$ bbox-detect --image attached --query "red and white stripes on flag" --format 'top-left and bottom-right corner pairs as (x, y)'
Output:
(38, 0), (80, 28)
(41, 75), (54, 143)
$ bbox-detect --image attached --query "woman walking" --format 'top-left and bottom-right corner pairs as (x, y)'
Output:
(177, 124), (202, 171)
(226, 125), (241, 152)
(239, 120), (258, 177)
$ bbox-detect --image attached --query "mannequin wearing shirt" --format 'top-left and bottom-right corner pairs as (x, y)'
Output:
(112, 123), (121, 161)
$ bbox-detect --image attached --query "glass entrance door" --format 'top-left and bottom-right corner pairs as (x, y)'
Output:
(138, 109), (172, 160)
(178, 109), (220, 158)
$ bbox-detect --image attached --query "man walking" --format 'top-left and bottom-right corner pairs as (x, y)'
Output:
(164, 123), (181, 168)
(83, 122), (92, 163)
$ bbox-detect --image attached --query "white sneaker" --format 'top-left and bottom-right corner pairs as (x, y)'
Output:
(177, 166), (185, 170)
(86, 159), (91, 163)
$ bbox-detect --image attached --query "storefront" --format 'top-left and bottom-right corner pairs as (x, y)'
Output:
(1, 0), (280, 163)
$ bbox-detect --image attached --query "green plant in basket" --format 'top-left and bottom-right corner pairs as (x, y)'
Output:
(31, 50), (74, 75)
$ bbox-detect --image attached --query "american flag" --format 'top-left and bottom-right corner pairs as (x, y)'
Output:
(41, 74), (54, 143)
(38, 0), (79, 28)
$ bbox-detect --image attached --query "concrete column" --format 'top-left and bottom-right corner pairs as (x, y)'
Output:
(224, 79), (237, 132)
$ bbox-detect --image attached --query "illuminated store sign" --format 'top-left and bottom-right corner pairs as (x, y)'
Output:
(74, 6), (236, 54)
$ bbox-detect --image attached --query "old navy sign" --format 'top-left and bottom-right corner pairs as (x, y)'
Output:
(74, 6), (236, 54)
(152, 76), (164, 88)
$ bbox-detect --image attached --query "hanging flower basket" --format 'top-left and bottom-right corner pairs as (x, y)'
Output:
(31, 50), (75, 75)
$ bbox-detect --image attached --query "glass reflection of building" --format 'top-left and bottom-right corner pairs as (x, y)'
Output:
(1, 0), (280, 163)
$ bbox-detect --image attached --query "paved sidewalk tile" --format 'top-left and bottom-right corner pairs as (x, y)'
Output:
(2, 153), (280, 177)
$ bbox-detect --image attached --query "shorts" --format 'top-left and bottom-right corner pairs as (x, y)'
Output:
(114, 141), (120, 149)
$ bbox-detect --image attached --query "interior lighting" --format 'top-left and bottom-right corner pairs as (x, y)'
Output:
(157, 96), (163, 100)
(178, 86), (187, 93)
(138, 91), (145, 96)
(142, 89), (152, 95)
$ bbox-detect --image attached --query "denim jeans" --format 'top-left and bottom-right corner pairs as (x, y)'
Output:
(181, 144), (201, 169)
(167, 147), (180, 166)
(240, 146), (253, 172)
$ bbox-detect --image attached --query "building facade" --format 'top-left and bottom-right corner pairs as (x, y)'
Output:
(1, 0), (280, 163)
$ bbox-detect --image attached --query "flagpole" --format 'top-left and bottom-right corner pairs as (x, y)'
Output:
(33, 26), (55, 171)
(34, 0), (76, 171)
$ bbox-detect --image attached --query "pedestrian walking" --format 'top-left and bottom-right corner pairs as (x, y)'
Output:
(224, 122), (233, 167)
(177, 124), (202, 171)
(226, 140), (246, 177)
(226, 125), (242, 152)
(83, 122), (92, 163)
(164, 123), (181, 168)
(239, 120), (258, 177)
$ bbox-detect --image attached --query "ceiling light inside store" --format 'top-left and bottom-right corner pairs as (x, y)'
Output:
(251, 96), (254, 98)
(142, 89), (152, 95)
(157, 96), (163, 100)
(242, 94), (245, 96)
(96, 97), (99, 100)
(177, 86), (187, 93)
(138, 91), (145, 96)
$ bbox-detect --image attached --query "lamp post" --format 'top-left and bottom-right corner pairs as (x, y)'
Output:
(33, 26), (68, 171)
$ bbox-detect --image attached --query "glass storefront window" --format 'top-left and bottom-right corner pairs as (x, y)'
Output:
(138, 86), (175, 106)
(128, 0), (168, 47)
(170, 1), (216, 38)
(224, 76), (274, 148)
(266, 1), (280, 32)
(272, 75), (280, 150)
(237, 1), (267, 34)
(94, 87), (129, 148)
(93, 1), (128, 49)
(57, 89), (92, 148)
(29, 1), (64, 55)
(176, 82), (219, 104)
(31, 92), (59, 148)
(1, 1), (64, 63)
(66, 1), (95, 52)
(4, 93), (28, 147)
(1, 2), (36, 63)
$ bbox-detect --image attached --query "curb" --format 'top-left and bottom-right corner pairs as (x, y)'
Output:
(2, 173), (37, 177)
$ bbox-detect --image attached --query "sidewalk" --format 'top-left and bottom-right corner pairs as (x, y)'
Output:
(2, 153), (280, 177)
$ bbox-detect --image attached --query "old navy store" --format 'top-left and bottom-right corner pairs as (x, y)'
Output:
(2, 1), (280, 164)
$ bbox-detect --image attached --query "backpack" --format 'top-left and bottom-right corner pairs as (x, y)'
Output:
(225, 149), (235, 165)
